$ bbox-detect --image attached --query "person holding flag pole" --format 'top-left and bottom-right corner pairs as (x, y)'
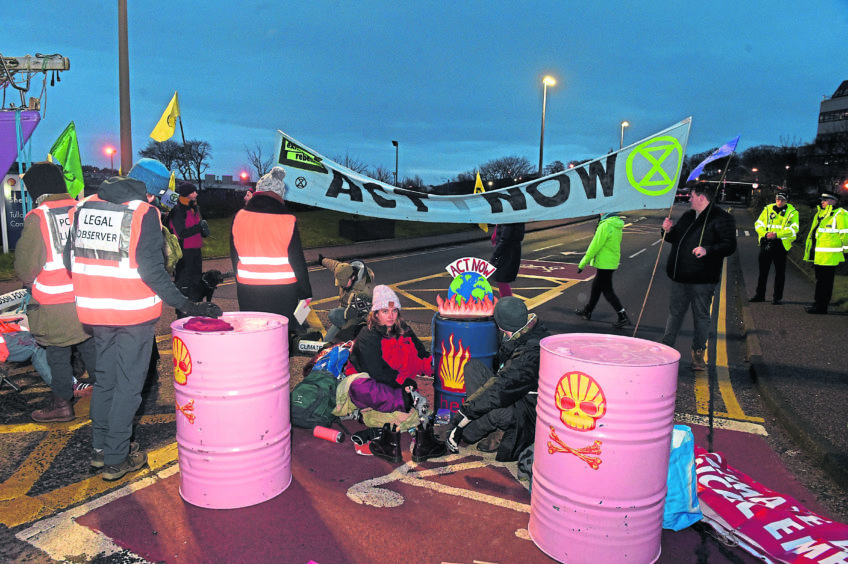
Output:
(657, 138), (739, 371)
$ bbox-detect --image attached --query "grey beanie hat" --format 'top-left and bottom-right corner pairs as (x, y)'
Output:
(494, 297), (528, 332)
(256, 166), (287, 199)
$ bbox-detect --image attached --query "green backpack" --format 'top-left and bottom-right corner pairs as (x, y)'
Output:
(290, 369), (340, 429)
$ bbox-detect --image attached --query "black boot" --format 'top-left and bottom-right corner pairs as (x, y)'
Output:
(369, 423), (403, 463)
(574, 307), (592, 320)
(612, 309), (631, 328)
(412, 419), (447, 462)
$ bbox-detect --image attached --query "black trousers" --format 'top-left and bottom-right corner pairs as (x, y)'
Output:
(586, 268), (623, 313)
(813, 264), (837, 310)
(755, 242), (788, 301)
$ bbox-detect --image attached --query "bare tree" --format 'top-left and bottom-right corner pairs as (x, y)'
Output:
(479, 155), (534, 180)
(545, 160), (566, 174)
(245, 143), (273, 178)
(139, 140), (183, 171)
(369, 165), (394, 184)
(334, 151), (370, 174)
(179, 140), (212, 190)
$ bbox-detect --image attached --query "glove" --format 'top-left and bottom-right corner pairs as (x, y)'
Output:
(445, 406), (472, 453)
(182, 301), (223, 318)
(199, 220), (210, 238)
(317, 253), (325, 265)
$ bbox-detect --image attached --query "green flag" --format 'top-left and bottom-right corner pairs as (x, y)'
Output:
(48, 121), (85, 197)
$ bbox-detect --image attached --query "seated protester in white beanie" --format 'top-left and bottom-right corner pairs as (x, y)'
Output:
(342, 285), (445, 463)
(445, 296), (550, 462)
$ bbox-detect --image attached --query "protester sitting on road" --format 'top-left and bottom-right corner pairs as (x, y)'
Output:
(803, 192), (848, 315)
(230, 166), (312, 341)
(15, 161), (98, 423)
(750, 191), (799, 305)
(660, 182), (737, 371)
(574, 212), (631, 328)
(445, 296), (550, 462)
(318, 255), (374, 342)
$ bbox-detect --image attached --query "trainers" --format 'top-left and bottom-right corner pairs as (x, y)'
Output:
(102, 450), (148, 481)
(73, 381), (93, 397)
(612, 310), (631, 329)
(91, 441), (139, 469)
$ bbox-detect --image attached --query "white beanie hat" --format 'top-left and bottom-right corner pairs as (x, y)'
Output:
(256, 166), (287, 199)
(371, 285), (401, 311)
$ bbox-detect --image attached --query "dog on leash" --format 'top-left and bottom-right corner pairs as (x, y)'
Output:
(196, 269), (228, 302)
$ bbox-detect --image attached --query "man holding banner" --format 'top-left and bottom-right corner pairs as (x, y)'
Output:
(660, 182), (737, 371)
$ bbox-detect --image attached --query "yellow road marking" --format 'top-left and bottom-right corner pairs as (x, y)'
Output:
(694, 263), (764, 423)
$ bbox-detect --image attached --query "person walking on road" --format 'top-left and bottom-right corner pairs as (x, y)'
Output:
(230, 166), (312, 338)
(490, 223), (524, 297)
(750, 191), (799, 305)
(574, 212), (631, 328)
(65, 175), (222, 481)
(660, 182), (737, 371)
(803, 192), (848, 314)
(15, 162), (97, 423)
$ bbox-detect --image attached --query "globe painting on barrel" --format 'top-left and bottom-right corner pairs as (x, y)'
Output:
(438, 257), (497, 318)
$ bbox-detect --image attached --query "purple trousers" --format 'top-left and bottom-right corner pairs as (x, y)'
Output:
(349, 378), (406, 413)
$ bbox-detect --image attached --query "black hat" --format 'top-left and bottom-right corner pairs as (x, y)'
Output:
(22, 162), (67, 200)
(776, 192), (788, 200)
(177, 181), (197, 197)
(494, 297), (528, 332)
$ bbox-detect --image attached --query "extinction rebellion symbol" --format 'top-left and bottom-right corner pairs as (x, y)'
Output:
(295, 177), (307, 189)
(625, 135), (684, 197)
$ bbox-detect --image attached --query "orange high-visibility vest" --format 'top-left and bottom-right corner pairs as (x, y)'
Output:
(232, 210), (296, 285)
(69, 195), (162, 325)
(29, 199), (76, 304)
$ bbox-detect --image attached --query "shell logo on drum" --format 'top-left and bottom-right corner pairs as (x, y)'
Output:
(438, 334), (469, 392)
(172, 336), (192, 385)
(555, 371), (606, 431)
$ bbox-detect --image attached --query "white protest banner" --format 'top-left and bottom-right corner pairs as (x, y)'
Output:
(272, 118), (691, 223)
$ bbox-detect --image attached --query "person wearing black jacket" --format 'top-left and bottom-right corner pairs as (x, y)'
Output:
(445, 297), (550, 462)
(660, 183), (737, 371)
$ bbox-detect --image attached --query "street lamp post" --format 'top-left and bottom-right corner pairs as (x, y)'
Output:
(538, 75), (556, 175)
(619, 120), (630, 150)
(392, 140), (398, 186)
(104, 146), (116, 171)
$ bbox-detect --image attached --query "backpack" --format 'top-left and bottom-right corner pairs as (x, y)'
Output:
(162, 225), (182, 274)
(290, 369), (340, 429)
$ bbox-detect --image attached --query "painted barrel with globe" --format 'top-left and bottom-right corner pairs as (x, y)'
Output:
(432, 270), (500, 414)
(172, 312), (291, 509)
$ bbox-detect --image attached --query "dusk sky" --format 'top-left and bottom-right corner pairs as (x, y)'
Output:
(5, 1), (848, 185)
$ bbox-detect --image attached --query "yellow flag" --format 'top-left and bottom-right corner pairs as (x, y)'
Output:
(150, 92), (180, 142)
(474, 172), (488, 232)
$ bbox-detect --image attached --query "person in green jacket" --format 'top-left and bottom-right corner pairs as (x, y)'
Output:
(803, 192), (848, 314)
(574, 212), (631, 328)
(750, 191), (799, 305)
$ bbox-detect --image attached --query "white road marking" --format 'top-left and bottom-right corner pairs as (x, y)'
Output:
(629, 248), (646, 258)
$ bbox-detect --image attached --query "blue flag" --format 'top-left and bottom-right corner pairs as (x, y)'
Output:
(686, 135), (740, 182)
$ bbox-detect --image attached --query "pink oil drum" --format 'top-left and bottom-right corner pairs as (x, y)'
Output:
(529, 333), (680, 563)
(171, 312), (291, 509)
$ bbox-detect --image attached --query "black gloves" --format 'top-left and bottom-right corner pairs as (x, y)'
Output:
(182, 301), (222, 318)
(317, 253), (325, 265)
(199, 220), (210, 238)
(445, 406), (472, 453)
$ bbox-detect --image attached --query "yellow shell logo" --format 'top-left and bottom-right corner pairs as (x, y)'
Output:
(438, 334), (469, 392)
(555, 371), (606, 431)
(172, 336), (192, 385)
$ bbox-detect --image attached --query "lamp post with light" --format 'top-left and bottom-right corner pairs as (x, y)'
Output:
(104, 146), (116, 171)
(619, 120), (629, 150)
(538, 75), (556, 175)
